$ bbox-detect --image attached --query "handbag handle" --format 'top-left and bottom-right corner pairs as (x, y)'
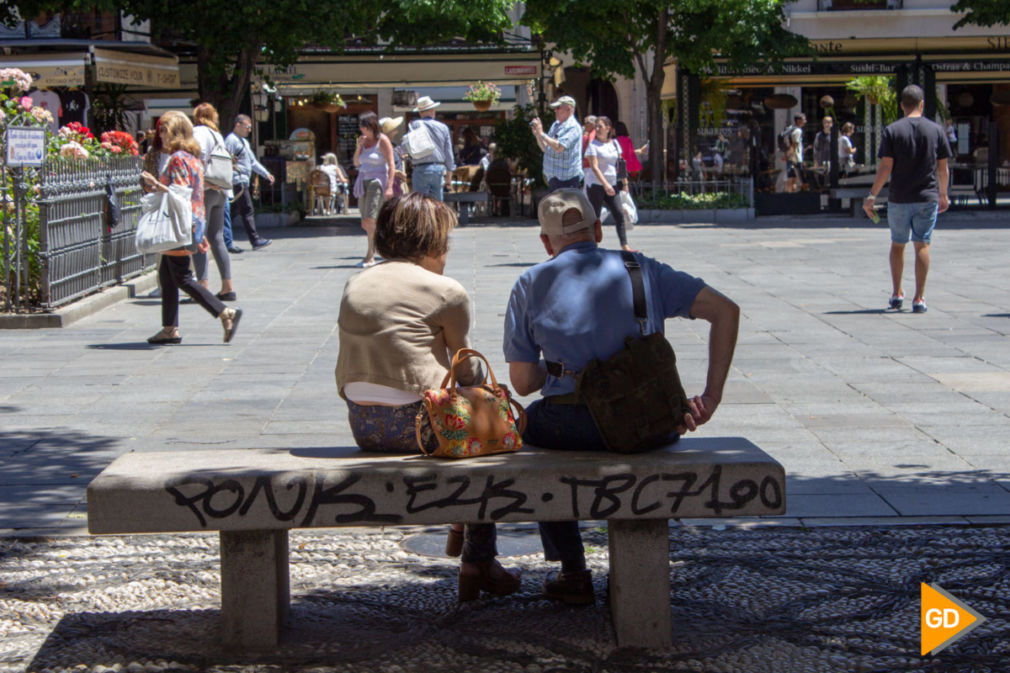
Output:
(438, 347), (500, 391)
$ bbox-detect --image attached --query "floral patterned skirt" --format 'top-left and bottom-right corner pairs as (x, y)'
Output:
(346, 399), (437, 454)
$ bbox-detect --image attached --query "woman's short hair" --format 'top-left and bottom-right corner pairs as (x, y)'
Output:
(374, 193), (456, 261)
(193, 103), (220, 132)
(359, 111), (380, 138)
(841, 121), (855, 134)
(159, 110), (201, 156)
(613, 120), (630, 137)
(322, 152), (339, 166)
(596, 115), (612, 130)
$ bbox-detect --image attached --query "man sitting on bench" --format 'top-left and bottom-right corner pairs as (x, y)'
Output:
(503, 190), (740, 605)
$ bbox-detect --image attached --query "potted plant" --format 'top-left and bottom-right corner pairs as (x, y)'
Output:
(463, 81), (501, 112)
(310, 90), (346, 113)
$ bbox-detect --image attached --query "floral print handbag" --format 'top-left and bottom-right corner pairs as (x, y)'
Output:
(416, 348), (526, 458)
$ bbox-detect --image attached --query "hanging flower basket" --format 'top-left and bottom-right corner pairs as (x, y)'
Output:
(463, 81), (501, 111)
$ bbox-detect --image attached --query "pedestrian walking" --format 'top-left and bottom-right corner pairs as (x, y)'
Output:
(352, 111), (396, 267)
(584, 116), (632, 251)
(864, 85), (951, 314)
(407, 96), (454, 201)
(140, 111), (242, 345)
(191, 103), (237, 302)
(225, 114), (273, 250)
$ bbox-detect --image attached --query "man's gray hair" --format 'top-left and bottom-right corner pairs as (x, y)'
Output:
(900, 84), (924, 110)
(235, 114), (252, 126)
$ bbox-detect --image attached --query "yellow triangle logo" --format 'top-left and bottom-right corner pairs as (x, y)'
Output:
(921, 583), (985, 656)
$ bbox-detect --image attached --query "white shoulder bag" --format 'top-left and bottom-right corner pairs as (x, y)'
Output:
(403, 121), (436, 161)
(135, 184), (193, 253)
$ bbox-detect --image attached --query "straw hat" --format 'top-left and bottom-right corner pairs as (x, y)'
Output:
(413, 96), (441, 113)
(379, 116), (404, 134)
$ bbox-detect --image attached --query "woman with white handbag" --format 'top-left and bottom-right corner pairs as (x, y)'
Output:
(191, 103), (237, 302)
(141, 110), (242, 345)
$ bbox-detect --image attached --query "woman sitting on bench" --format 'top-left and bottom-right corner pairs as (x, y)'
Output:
(335, 193), (521, 602)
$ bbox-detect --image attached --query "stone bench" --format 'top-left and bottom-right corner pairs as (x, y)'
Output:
(829, 186), (888, 217)
(444, 191), (488, 224)
(87, 437), (785, 651)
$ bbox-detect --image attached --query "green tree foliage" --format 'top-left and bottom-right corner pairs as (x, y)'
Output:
(951, 0), (1010, 28)
(4, 0), (516, 128)
(522, 0), (808, 184)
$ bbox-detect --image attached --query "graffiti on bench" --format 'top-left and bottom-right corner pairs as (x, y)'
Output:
(165, 466), (784, 528)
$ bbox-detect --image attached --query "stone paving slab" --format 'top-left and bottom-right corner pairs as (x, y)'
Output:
(0, 215), (1008, 531)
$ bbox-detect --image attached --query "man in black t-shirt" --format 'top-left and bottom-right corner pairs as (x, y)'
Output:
(864, 85), (950, 313)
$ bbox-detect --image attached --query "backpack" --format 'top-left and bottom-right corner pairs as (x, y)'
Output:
(204, 131), (234, 190)
(777, 125), (794, 155)
(403, 120), (436, 161)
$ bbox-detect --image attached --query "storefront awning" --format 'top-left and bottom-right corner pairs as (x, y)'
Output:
(4, 52), (87, 87)
(3, 47), (180, 89)
(92, 47), (180, 88)
(260, 52), (540, 93)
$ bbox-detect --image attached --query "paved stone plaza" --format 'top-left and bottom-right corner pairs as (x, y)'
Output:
(1, 212), (1009, 671)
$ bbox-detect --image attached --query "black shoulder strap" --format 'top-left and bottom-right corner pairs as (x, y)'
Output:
(621, 250), (648, 335)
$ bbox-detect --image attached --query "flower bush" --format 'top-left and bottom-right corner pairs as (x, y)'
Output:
(1, 69), (54, 133)
(100, 130), (139, 156)
(463, 81), (501, 104)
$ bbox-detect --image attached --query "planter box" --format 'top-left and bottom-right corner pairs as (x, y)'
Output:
(637, 208), (753, 224)
(255, 212), (301, 228)
(754, 192), (820, 216)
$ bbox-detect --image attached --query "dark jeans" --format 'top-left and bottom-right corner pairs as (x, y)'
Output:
(229, 185), (263, 245)
(587, 183), (627, 246)
(547, 176), (582, 193)
(523, 397), (609, 566)
(158, 255), (226, 327)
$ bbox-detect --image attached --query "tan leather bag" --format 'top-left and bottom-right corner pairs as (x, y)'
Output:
(416, 348), (526, 458)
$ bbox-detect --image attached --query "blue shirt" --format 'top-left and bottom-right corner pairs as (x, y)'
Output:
(225, 132), (272, 186)
(542, 116), (584, 182)
(503, 242), (705, 396)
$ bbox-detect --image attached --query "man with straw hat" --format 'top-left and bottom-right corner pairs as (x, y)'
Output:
(407, 96), (455, 201)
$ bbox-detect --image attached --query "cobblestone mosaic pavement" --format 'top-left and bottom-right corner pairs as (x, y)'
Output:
(3, 525), (1008, 673)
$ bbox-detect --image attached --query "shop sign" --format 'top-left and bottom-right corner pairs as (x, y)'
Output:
(5, 127), (46, 167)
(504, 65), (538, 76)
(932, 60), (1010, 73)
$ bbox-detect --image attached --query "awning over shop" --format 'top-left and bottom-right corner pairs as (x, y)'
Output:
(2, 46), (179, 89)
(92, 47), (179, 88)
(260, 52), (541, 94)
(4, 52), (87, 87)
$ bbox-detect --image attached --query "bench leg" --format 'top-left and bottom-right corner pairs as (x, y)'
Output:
(459, 202), (470, 225)
(220, 530), (290, 650)
(607, 519), (672, 648)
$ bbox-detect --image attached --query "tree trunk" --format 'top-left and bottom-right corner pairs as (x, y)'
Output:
(196, 46), (258, 132)
(643, 8), (669, 190)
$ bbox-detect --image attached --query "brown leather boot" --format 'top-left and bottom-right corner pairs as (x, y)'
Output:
(542, 569), (594, 605)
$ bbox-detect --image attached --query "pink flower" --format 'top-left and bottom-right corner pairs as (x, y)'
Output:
(20, 96), (33, 110)
(444, 414), (466, 430)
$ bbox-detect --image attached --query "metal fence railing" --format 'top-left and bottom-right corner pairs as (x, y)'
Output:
(3, 155), (155, 312)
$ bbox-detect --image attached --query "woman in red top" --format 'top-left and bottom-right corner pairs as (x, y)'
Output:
(613, 120), (647, 180)
(141, 110), (242, 345)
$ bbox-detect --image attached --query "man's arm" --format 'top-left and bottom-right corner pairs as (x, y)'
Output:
(862, 156), (894, 219)
(937, 157), (949, 213)
(679, 286), (739, 432)
(439, 122), (456, 173)
(249, 148), (274, 184)
(509, 361), (546, 396)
